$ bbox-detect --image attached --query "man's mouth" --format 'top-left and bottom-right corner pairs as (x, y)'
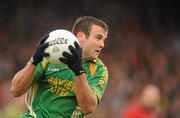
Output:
(95, 50), (100, 53)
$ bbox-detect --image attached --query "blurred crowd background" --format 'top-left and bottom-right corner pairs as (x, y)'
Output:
(0, 0), (180, 118)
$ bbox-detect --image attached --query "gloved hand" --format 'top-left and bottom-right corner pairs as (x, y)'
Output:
(31, 32), (50, 65)
(59, 41), (85, 76)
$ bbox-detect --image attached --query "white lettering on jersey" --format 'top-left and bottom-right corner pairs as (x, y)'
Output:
(48, 67), (59, 72)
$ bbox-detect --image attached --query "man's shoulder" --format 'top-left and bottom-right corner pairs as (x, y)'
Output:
(94, 58), (106, 66)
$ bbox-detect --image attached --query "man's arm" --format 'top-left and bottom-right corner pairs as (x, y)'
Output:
(75, 73), (98, 115)
(11, 62), (36, 97)
(11, 32), (49, 97)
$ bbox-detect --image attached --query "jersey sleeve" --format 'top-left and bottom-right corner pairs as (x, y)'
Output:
(87, 62), (109, 102)
(32, 58), (48, 84)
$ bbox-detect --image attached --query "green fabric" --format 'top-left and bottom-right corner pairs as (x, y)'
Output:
(23, 58), (108, 118)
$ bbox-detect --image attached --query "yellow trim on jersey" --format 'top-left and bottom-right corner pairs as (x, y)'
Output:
(25, 84), (38, 118)
(71, 106), (82, 118)
(41, 58), (49, 71)
(98, 65), (108, 88)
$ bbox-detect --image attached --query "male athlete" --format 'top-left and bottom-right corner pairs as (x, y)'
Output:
(11, 16), (109, 118)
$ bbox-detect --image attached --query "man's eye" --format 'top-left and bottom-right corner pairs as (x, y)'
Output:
(97, 36), (102, 40)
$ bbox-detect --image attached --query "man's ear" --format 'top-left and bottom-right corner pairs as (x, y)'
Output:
(76, 32), (86, 43)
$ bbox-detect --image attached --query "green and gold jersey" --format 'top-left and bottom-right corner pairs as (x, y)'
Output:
(23, 58), (108, 118)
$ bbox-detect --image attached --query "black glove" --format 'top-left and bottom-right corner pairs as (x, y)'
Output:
(31, 32), (50, 65)
(59, 41), (85, 76)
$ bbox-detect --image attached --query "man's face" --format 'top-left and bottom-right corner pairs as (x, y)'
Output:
(81, 25), (108, 60)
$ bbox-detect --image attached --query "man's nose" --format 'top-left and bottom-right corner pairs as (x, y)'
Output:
(100, 40), (105, 48)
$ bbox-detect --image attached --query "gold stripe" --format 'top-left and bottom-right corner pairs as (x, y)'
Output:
(71, 107), (82, 118)
(25, 84), (38, 118)
(41, 58), (48, 70)
(98, 65), (108, 87)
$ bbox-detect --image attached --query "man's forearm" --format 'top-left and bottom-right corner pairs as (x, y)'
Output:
(11, 61), (36, 97)
(75, 73), (98, 114)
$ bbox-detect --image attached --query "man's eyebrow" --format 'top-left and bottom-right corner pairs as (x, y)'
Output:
(96, 34), (104, 37)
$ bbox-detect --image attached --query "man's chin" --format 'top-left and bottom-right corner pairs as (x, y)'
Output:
(91, 55), (99, 60)
(88, 56), (98, 60)
(84, 54), (99, 60)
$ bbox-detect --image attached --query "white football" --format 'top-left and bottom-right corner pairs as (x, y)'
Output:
(44, 29), (79, 65)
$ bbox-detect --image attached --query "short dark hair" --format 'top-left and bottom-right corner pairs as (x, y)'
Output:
(72, 16), (108, 37)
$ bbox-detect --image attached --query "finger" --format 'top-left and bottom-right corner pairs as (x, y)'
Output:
(40, 33), (49, 44)
(39, 50), (49, 57)
(62, 52), (72, 59)
(74, 41), (80, 49)
(74, 41), (82, 53)
(69, 45), (76, 55)
(43, 52), (50, 57)
(59, 57), (69, 64)
(40, 43), (49, 50)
